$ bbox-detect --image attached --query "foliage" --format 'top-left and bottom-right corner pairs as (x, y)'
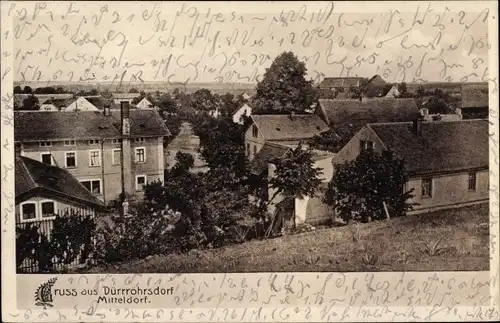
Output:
(310, 124), (358, 153)
(397, 82), (412, 98)
(129, 88), (139, 93)
(348, 86), (362, 99)
(94, 203), (179, 264)
(22, 95), (40, 110)
(14, 85), (23, 94)
(156, 93), (178, 115)
(324, 150), (415, 223)
(192, 88), (218, 112)
(269, 142), (323, 202)
(23, 86), (33, 94)
(253, 51), (318, 114)
(16, 212), (97, 272)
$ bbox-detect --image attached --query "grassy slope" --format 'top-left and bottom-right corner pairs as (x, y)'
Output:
(87, 203), (490, 273)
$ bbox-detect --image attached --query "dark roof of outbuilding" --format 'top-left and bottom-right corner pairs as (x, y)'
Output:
(251, 114), (329, 141)
(15, 156), (106, 208)
(249, 142), (291, 174)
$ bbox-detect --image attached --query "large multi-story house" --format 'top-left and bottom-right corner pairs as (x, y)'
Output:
(14, 103), (170, 204)
(333, 119), (489, 214)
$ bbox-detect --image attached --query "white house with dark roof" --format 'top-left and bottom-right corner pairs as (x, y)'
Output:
(232, 103), (252, 125)
(15, 155), (107, 225)
(14, 103), (171, 203)
(333, 119), (489, 214)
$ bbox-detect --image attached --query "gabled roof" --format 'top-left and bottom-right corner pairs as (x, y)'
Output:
(319, 77), (369, 88)
(40, 98), (74, 109)
(15, 156), (106, 209)
(365, 75), (387, 86)
(250, 142), (291, 174)
(317, 98), (420, 127)
(367, 119), (488, 175)
(14, 110), (170, 142)
(251, 114), (329, 141)
(461, 86), (489, 108)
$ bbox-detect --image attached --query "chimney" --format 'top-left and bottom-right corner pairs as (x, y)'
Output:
(290, 111), (295, 120)
(120, 101), (133, 205)
(413, 119), (423, 136)
(103, 104), (111, 116)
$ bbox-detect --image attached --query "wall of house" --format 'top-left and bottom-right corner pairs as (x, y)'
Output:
(407, 170), (489, 213)
(385, 86), (400, 98)
(64, 97), (98, 111)
(21, 137), (164, 203)
(233, 104), (252, 125)
(15, 196), (95, 224)
(245, 122), (266, 160)
(332, 126), (384, 171)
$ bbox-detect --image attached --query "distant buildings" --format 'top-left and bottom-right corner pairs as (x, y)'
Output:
(458, 85), (489, 119)
(111, 92), (141, 105)
(334, 119), (489, 214)
(14, 103), (170, 203)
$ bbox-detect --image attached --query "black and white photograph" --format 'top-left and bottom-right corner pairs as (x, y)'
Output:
(6, 1), (494, 277)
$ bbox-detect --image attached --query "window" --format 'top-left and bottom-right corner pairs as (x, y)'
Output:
(112, 138), (122, 144)
(135, 137), (145, 143)
(89, 150), (101, 167)
(468, 172), (477, 191)
(40, 201), (56, 218)
(81, 180), (101, 194)
(88, 139), (99, 145)
(253, 145), (257, 156)
(20, 202), (37, 221)
(252, 125), (258, 137)
(41, 153), (52, 165)
(39, 141), (52, 147)
(135, 147), (146, 163)
(360, 140), (375, 152)
(246, 143), (250, 156)
(112, 149), (121, 165)
(64, 140), (76, 146)
(421, 178), (433, 197)
(136, 175), (147, 191)
(65, 151), (77, 168)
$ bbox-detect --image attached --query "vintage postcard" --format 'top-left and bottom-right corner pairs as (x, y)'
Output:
(1, 0), (499, 321)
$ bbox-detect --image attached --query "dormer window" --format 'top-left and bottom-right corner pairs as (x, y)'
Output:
(252, 125), (258, 137)
(40, 141), (52, 147)
(135, 137), (145, 143)
(88, 139), (99, 145)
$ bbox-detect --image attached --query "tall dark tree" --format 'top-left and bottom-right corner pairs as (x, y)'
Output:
(324, 150), (415, 223)
(22, 95), (40, 110)
(253, 51), (318, 114)
(192, 89), (218, 112)
(23, 86), (33, 94)
(14, 85), (22, 94)
(129, 88), (139, 93)
(310, 124), (358, 153)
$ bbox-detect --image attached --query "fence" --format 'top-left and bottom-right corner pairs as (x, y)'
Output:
(16, 207), (102, 273)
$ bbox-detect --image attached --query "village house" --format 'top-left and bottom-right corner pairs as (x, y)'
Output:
(39, 98), (74, 111)
(361, 75), (400, 98)
(62, 96), (99, 112)
(333, 119), (489, 214)
(457, 85), (489, 119)
(111, 92), (142, 105)
(246, 113), (332, 226)
(14, 103), (170, 204)
(15, 155), (107, 225)
(319, 76), (369, 99)
(232, 103), (252, 125)
(135, 97), (155, 109)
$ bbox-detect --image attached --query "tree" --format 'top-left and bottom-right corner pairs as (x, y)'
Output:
(14, 85), (22, 94)
(23, 86), (33, 94)
(310, 124), (358, 153)
(268, 142), (323, 229)
(253, 51), (318, 114)
(129, 88), (139, 93)
(157, 93), (178, 115)
(192, 89), (218, 112)
(22, 95), (40, 110)
(348, 86), (362, 99)
(416, 85), (426, 97)
(324, 150), (415, 223)
(398, 82), (409, 97)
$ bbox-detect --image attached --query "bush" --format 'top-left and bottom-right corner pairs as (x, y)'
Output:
(16, 212), (97, 272)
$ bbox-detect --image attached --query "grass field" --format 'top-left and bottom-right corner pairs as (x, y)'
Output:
(86, 203), (490, 273)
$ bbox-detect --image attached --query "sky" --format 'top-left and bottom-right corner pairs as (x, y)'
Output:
(10, 1), (493, 86)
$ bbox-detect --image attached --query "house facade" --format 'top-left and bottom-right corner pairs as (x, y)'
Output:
(63, 97), (99, 111)
(15, 155), (107, 224)
(14, 104), (170, 204)
(135, 97), (154, 109)
(232, 103), (252, 125)
(111, 92), (141, 105)
(333, 119), (489, 214)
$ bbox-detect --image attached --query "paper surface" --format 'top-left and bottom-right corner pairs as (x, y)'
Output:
(1, 1), (499, 321)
